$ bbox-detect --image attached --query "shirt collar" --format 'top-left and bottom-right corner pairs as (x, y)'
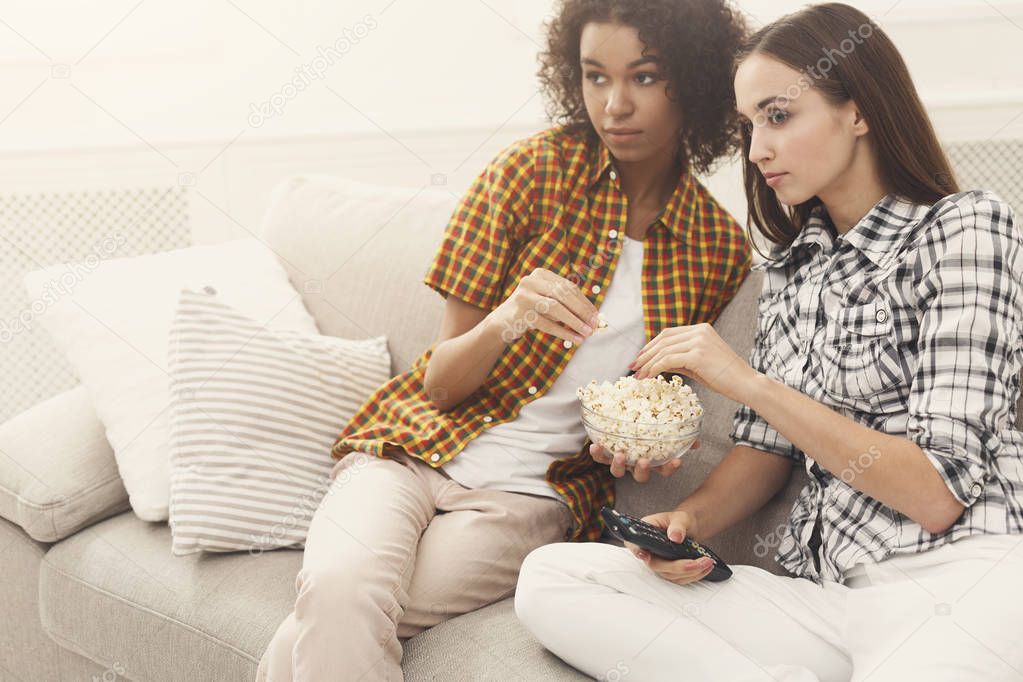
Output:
(751, 206), (835, 271)
(589, 141), (696, 243)
(839, 193), (932, 268)
(752, 193), (930, 271)
(589, 140), (614, 188)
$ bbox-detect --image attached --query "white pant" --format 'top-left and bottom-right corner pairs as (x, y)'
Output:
(514, 533), (1023, 681)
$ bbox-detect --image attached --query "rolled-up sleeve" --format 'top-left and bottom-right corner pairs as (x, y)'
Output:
(906, 194), (1023, 507)
(423, 140), (535, 311)
(730, 273), (802, 462)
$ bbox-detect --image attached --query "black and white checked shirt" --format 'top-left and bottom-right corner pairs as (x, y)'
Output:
(731, 191), (1023, 584)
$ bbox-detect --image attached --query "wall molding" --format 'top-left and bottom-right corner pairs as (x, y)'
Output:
(6, 84), (1023, 162)
(870, 1), (1023, 26)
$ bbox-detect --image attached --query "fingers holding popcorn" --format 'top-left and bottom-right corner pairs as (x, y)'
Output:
(630, 324), (759, 404)
(493, 268), (602, 345)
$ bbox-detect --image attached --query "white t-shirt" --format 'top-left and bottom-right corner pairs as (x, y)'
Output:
(442, 235), (647, 500)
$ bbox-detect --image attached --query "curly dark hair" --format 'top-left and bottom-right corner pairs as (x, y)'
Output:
(538, 0), (748, 175)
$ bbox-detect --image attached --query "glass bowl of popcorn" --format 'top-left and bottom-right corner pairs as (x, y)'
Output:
(577, 375), (703, 467)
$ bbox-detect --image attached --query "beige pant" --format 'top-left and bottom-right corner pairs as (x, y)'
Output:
(255, 450), (575, 682)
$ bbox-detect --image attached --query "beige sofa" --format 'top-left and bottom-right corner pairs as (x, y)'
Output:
(0, 175), (810, 681)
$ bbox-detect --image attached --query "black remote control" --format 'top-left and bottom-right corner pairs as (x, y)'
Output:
(600, 506), (732, 582)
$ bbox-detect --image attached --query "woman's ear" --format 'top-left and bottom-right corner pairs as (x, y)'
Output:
(850, 102), (870, 137)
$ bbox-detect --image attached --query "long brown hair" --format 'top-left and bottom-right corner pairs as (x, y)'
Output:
(735, 3), (958, 254)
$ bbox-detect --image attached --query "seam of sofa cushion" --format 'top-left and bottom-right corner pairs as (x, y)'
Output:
(40, 558), (259, 664)
(0, 472), (126, 511)
(34, 498), (134, 544)
(39, 625), (133, 681)
(0, 474), (129, 542)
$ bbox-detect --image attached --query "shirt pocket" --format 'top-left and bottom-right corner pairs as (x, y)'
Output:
(819, 289), (901, 402)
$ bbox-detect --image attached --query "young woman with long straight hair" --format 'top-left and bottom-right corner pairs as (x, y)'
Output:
(515, 4), (1023, 680)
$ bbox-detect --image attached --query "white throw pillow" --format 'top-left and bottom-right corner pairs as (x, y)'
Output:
(166, 288), (390, 555)
(22, 238), (319, 521)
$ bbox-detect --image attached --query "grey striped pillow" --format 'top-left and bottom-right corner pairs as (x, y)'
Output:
(167, 287), (391, 555)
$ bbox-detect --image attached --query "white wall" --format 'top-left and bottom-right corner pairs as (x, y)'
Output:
(0, 0), (554, 152)
(2, 0), (1022, 236)
(3, 1), (1022, 152)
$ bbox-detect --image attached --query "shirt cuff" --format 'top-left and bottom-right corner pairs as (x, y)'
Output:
(730, 409), (802, 462)
(909, 416), (991, 507)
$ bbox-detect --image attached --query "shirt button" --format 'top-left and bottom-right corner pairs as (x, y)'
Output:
(609, 229), (618, 239)
(609, 170), (618, 180)
(970, 481), (984, 497)
(430, 453), (441, 462)
(563, 340), (573, 348)
(876, 309), (888, 323)
(591, 285), (601, 294)
(528, 386), (538, 395)
(483, 415), (493, 423)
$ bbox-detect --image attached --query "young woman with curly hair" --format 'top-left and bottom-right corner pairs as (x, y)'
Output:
(516, 3), (1023, 681)
(256, 1), (750, 679)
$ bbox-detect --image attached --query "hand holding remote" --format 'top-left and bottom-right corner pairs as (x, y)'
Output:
(601, 507), (732, 584)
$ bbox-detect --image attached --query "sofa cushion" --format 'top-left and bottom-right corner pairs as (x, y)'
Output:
(259, 175), (456, 375)
(401, 598), (589, 681)
(0, 515), (131, 682)
(0, 385), (129, 543)
(614, 270), (810, 574)
(40, 511), (591, 681)
(40, 511), (293, 681)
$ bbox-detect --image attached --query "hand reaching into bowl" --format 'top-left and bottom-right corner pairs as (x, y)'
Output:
(588, 440), (699, 483)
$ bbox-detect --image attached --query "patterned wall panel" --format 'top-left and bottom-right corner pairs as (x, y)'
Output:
(0, 187), (190, 422)
(947, 139), (1023, 213)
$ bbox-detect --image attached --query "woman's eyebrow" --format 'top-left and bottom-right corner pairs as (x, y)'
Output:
(580, 56), (660, 69)
(737, 95), (789, 118)
(754, 95), (787, 110)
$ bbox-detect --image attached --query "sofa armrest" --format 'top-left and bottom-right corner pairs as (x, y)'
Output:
(0, 385), (129, 542)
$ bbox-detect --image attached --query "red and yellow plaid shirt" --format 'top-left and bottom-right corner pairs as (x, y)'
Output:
(332, 126), (751, 541)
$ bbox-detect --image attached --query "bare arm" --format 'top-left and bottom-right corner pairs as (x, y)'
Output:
(423, 296), (506, 412)
(673, 444), (794, 543)
(423, 269), (600, 413)
(743, 374), (964, 535)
